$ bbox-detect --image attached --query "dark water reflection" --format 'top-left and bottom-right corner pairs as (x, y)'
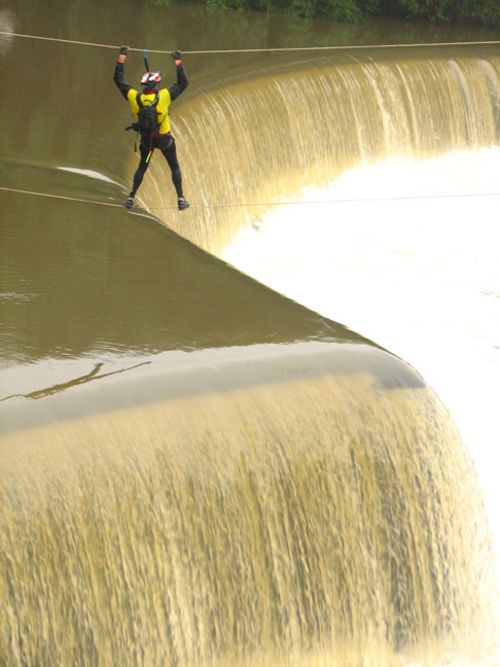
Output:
(0, 189), (350, 365)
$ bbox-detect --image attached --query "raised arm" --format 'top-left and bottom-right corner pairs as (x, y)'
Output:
(168, 50), (189, 101)
(113, 45), (132, 100)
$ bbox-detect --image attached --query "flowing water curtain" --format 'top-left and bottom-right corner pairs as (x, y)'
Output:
(138, 52), (500, 252)
(1, 375), (495, 664)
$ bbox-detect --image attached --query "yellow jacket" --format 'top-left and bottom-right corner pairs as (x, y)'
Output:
(126, 88), (172, 134)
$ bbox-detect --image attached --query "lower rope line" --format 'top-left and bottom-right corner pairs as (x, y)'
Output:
(148, 191), (500, 210)
(3, 184), (498, 212)
(0, 31), (498, 54)
(0, 185), (122, 208)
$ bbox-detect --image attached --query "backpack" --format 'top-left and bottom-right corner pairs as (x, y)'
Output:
(136, 91), (159, 141)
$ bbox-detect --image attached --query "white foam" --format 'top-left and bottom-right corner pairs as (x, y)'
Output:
(57, 166), (118, 184)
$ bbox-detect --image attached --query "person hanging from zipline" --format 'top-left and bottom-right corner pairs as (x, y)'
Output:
(114, 45), (190, 211)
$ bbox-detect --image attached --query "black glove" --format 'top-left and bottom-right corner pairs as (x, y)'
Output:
(171, 50), (182, 61)
(119, 45), (130, 55)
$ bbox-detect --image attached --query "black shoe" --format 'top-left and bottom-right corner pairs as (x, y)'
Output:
(124, 196), (134, 210)
(178, 197), (190, 211)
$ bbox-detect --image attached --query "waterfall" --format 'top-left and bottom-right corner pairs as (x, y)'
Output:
(1, 353), (494, 665)
(140, 53), (499, 252)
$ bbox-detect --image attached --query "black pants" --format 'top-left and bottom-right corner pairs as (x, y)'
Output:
(130, 133), (183, 199)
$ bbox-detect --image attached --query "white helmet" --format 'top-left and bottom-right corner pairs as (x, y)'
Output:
(140, 71), (161, 89)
